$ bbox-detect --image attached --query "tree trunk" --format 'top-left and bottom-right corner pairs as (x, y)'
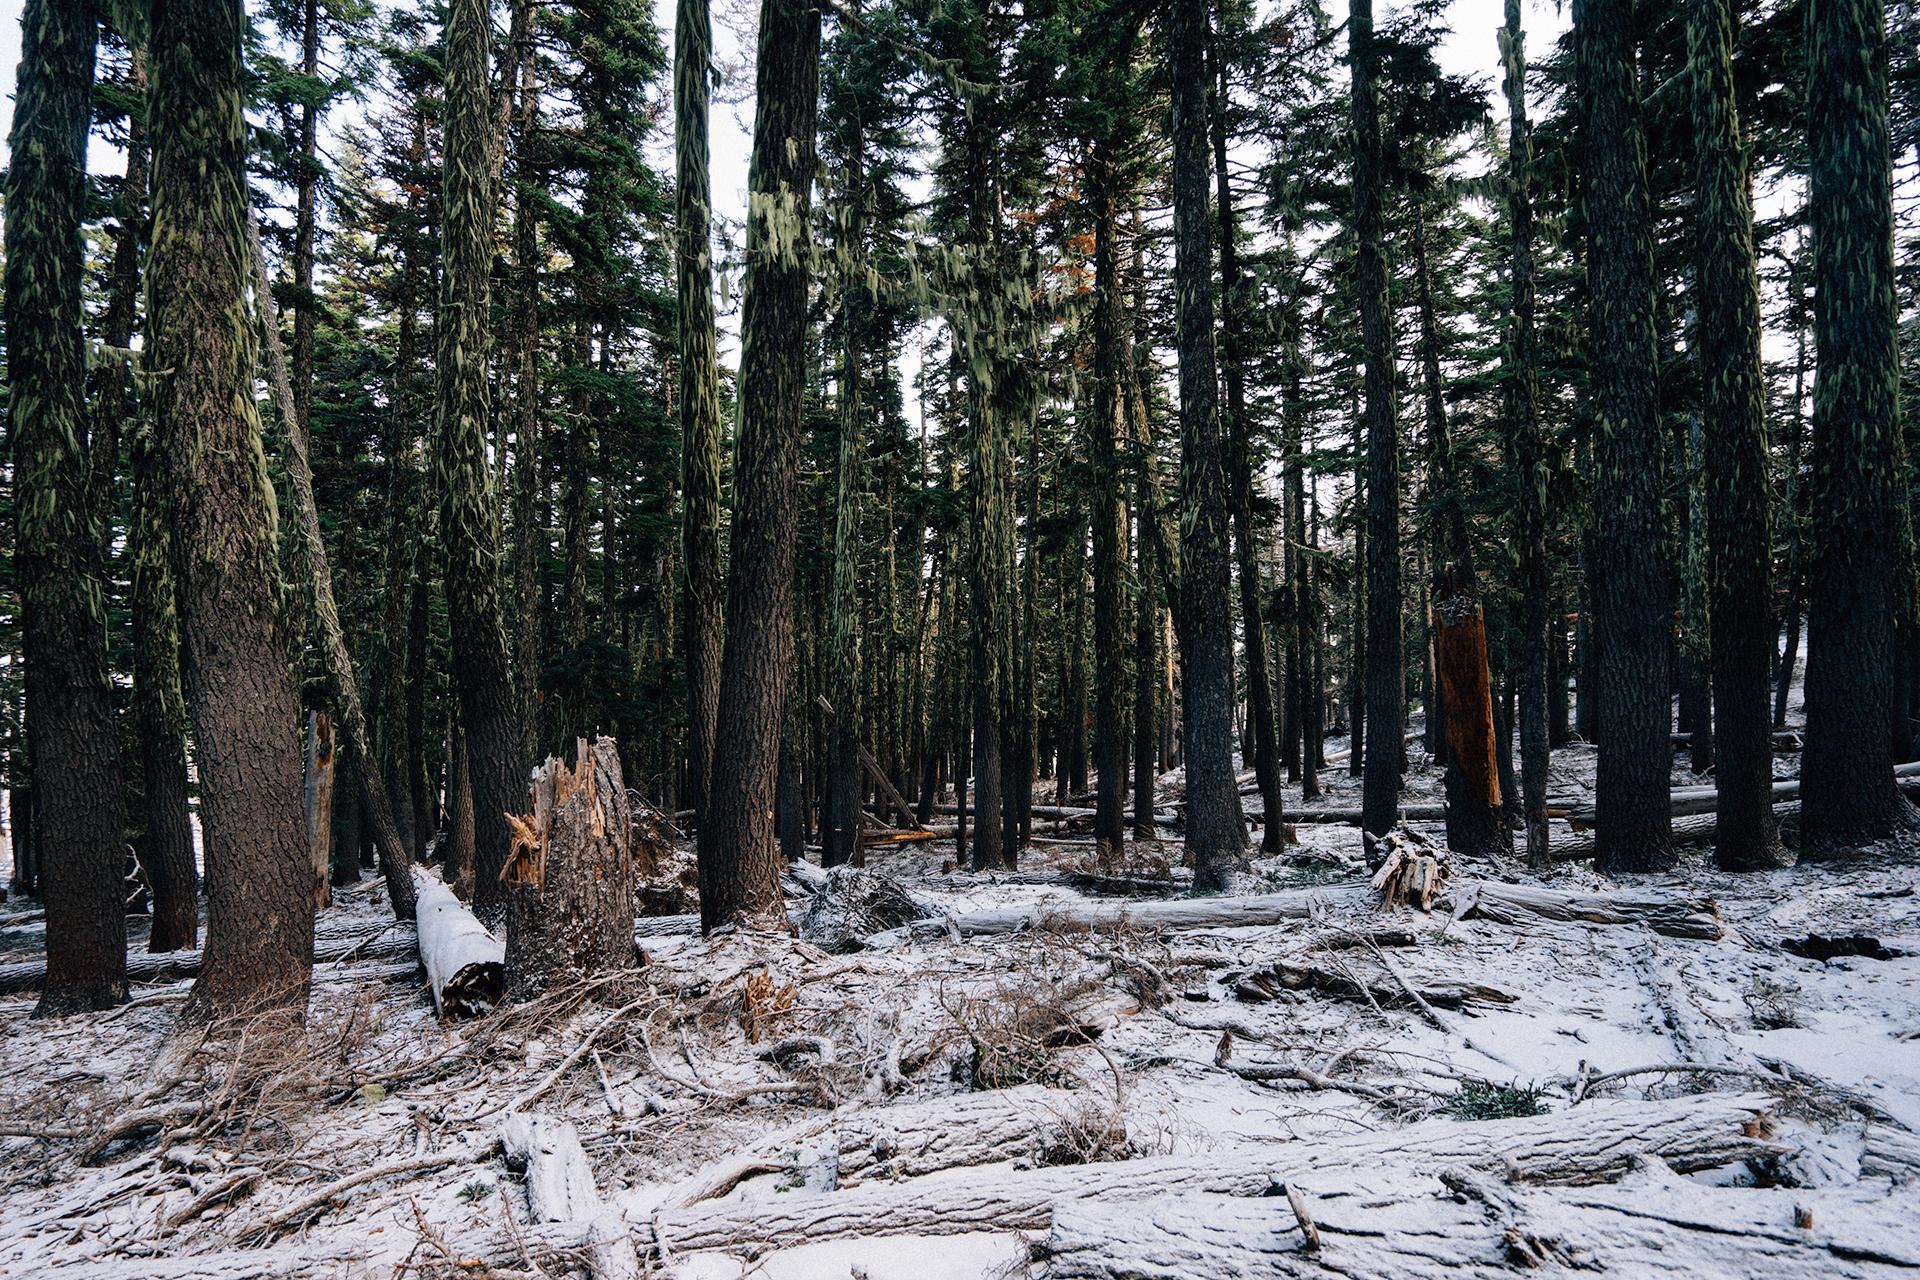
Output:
(505, 738), (637, 1000)
(1169, 0), (1245, 890)
(1690, 0), (1787, 869)
(447, 725), (477, 901)
(1089, 129), (1134, 861)
(677, 0), (725, 827)
(1502, 0), (1552, 865)
(150, 0), (314, 1022)
(507, 6), (544, 766)
(825, 117), (867, 870)
(435, 0), (525, 920)
(696, 0), (819, 929)
(304, 713), (337, 910)
(1799, 0), (1914, 850)
(7, 0), (127, 1014)
(333, 755), (364, 887)
(414, 866), (505, 1018)
(1213, 45), (1281, 854)
(1575, 0), (1674, 872)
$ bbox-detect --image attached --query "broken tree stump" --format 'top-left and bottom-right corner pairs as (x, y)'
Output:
(503, 737), (639, 1001)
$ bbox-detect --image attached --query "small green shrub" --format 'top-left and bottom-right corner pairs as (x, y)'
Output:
(1447, 1080), (1548, 1121)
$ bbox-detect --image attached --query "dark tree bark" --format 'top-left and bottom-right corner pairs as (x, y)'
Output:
(1088, 132), (1133, 860)
(7, 0), (128, 1014)
(1350, 0), (1401, 837)
(1799, 0), (1916, 850)
(506, 0), (544, 767)
(1575, 0), (1674, 872)
(1169, 0), (1246, 889)
(434, 0), (526, 919)
(825, 115), (868, 870)
(446, 725), (477, 901)
(1213, 41), (1282, 854)
(1502, 0), (1552, 866)
(250, 221), (419, 920)
(695, 0), (820, 930)
(677, 0), (724, 826)
(149, 0), (314, 1023)
(1689, 0), (1788, 870)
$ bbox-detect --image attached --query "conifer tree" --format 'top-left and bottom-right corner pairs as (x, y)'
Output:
(7, 0), (127, 1014)
(148, 0), (315, 1021)
(1574, 0), (1673, 872)
(1689, 0), (1788, 869)
(1800, 0), (1915, 849)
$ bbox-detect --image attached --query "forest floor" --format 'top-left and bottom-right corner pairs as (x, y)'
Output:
(2, 723), (1919, 1278)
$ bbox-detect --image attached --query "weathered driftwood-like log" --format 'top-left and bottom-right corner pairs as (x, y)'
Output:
(503, 737), (637, 1001)
(669, 1084), (1128, 1206)
(0, 922), (413, 994)
(1366, 828), (1448, 911)
(1460, 880), (1724, 940)
(414, 866), (503, 1018)
(1041, 1168), (1917, 1280)
(1233, 959), (1516, 1012)
(650, 1094), (1777, 1256)
(500, 1114), (640, 1280)
(1566, 760), (1920, 829)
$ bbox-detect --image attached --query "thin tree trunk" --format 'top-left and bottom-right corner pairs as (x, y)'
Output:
(1088, 131), (1133, 860)
(150, 0), (314, 1022)
(696, 0), (820, 929)
(825, 114), (867, 870)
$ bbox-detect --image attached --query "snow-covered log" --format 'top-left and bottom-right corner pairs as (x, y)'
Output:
(414, 866), (503, 1018)
(651, 1094), (1778, 1255)
(668, 1084), (1128, 1205)
(1459, 880), (1725, 940)
(1041, 1167), (1918, 1279)
(500, 1114), (640, 1280)
(0, 921), (413, 994)
(1565, 760), (1920, 828)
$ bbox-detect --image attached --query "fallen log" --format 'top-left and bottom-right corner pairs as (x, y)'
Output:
(1460, 880), (1724, 940)
(1566, 760), (1920, 829)
(1284, 803), (1447, 824)
(668, 1084), (1128, 1206)
(1042, 1168), (1917, 1280)
(0, 921), (415, 995)
(500, 1114), (640, 1280)
(649, 1094), (1777, 1257)
(414, 867), (504, 1018)
(1233, 959), (1517, 1011)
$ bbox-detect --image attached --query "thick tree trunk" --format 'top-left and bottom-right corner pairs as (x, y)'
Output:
(1169, 0), (1246, 890)
(1575, 0), (1674, 872)
(447, 726), (477, 901)
(150, 0), (314, 1022)
(696, 0), (820, 930)
(1089, 131), (1134, 861)
(824, 125), (867, 870)
(304, 713), (337, 909)
(504, 737), (637, 1000)
(1690, 0), (1788, 870)
(1799, 0), (1914, 850)
(435, 0), (525, 921)
(7, 0), (127, 1014)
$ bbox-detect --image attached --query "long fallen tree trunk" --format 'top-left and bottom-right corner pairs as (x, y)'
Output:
(500, 1114), (640, 1280)
(415, 866), (504, 1017)
(645, 1093), (1776, 1258)
(1566, 760), (1920, 828)
(0, 921), (416, 994)
(869, 879), (1723, 943)
(1042, 1169), (1916, 1280)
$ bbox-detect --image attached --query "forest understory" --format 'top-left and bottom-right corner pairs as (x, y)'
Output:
(3, 712), (1918, 1280)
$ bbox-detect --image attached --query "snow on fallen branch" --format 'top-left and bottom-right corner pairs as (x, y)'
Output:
(413, 866), (504, 1019)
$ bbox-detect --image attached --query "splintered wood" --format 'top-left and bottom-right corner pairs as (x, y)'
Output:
(1368, 828), (1448, 911)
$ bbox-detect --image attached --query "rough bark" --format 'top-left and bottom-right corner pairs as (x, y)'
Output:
(1169, 0), (1246, 891)
(7, 0), (128, 1015)
(149, 0), (314, 1024)
(1799, 0), (1915, 850)
(695, 0), (820, 931)
(504, 738), (638, 1000)
(434, 0), (525, 919)
(251, 219), (420, 920)
(1089, 130), (1134, 862)
(303, 713), (337, 909)
(1575, 0), (1674, 872)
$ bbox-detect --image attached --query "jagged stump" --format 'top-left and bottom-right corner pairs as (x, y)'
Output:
(503, 737), (638, 1000)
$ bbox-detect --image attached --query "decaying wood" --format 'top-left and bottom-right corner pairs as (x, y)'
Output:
(413, 866), (504, 1018)
(1041, 1165), (1917, 1279)
(1233, 957), (1516, 1012)
(1460, 880), (1725, 940)
(1366, 828), (1448, 910)
(1566, 761), (1920, 829)
(503, 737), (638, 1000)
(499, 1113), (641, 1280)
(649, 1094), (1778, 1256)
(668, 1084), (1130, 1207)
